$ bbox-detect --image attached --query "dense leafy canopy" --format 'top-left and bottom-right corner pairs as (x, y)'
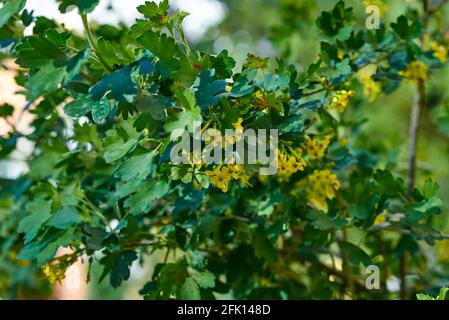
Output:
(0, 0), (449, 300)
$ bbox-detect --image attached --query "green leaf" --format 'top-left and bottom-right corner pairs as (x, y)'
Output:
(90, 65), (137, 103)
(374, 170), (403, 197)
(135, 94), (166, 120)
(47, 206), (81, 229)
(103, 129), (138, 163)
(157, 263), (187, 299)
(422, 178), (439, 199)
(100, 250), (138, 288)
(25, 62), (66, 100)
(417, 287), (449, 300)
(340, 242), (371, 267)
(18, 229), (76, 265)
(57, 0), (100, 13)
(92, 97), (111, 123)
(306, 211), (348, 230)
(179, 277), (201, 300)
(138, 31), (181, 70)
(316, 1), (354, 37)
(194, 69), (227, 109)
(211, 50), (236, 79)
(124, 181), (170, 215)
(230, 68), (257, 97)
(115, 152), (155, 186)
(137, 0), (169, 19)
(164, 105), (202, 139)
(18, 198), (53, 244)
(64, 97), (92, 117)
(191, 269), (215, 289)
(0, 0), (26, 28)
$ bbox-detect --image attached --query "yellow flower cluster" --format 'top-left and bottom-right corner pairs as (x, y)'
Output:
(305, 136), (330, 160)
(42, 262), (67, 285)
(204, 118), (244, 148)
(329, 90), (355, 113)
(398, 61), (428, 83)
(307, 169), (341, 212)
(206, 164), (250, 192)
(373, 209), (388, 225)
(360, 76), (381, 103)
(430, 42), (448, 64)
(277, 151), (307, 181)
(364, 0), (387, 15)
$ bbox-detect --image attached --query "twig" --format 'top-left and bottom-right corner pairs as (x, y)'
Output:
(401, 0), (430, 299)
(80, 13), (113, 73)
(407, 80), (426, 197)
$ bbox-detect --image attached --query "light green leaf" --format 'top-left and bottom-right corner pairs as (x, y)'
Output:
(124, 181), (170, 215)
(25, 62), (66, 99)
(47, 206), (81, 229)
(92, 97), (111, 123)
(115, 152), (155, 186)
(18, 198), (53, 244)
(179, 277), (201, 300)
(0, 0), (26, 28)
(191, 269), (215, 289)
(164, 106), (202, 140)
(64, 97), (92, 117)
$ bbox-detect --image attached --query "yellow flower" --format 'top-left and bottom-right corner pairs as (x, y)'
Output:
(42, 263), (66, 284)
(398, 61), (428, 83)
(206, 167), (231, 193)
(364, 0), (387, 15)
(360, 76), (381, 103)
(183, 151), (203, 169)
(277, 150), (307, 181)
(430, 42), (448, 64)
(41, 254), (77, 285)
(233, 117), (244, 132)
(226, 164), (241, 180)
(305, 136), (330, 160)
(307, 169), (341, 212)
(206, 164), (251, 192)
(374, 209), (388, 225)
(204, 128), (222, 147)
(329, 90), (355, 113)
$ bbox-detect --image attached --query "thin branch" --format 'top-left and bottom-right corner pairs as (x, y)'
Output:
(407, 79), (426, 197)
(80, 13), (113, 73)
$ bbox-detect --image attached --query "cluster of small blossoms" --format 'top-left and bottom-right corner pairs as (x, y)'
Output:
(277, 149), (307, 181)
(41, 255), (76, 285)
(306, 169), (341, 212)
(430, 42), (448, 64)
(205, 164), (250, 192)
(305, 136), (330, 160)
(364, 0), (387, 14)
(203, 118), (244, 148)
(328, 90), (355, 113)
(398, 61), (428, 83)
(360, 76), (382, 103)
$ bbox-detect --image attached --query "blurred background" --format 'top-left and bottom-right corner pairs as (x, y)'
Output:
(1, 0), (449, 299)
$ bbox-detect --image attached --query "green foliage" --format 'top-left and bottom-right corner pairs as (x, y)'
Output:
(0, 0), (448, 300)
(417, 287), (449, 300)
